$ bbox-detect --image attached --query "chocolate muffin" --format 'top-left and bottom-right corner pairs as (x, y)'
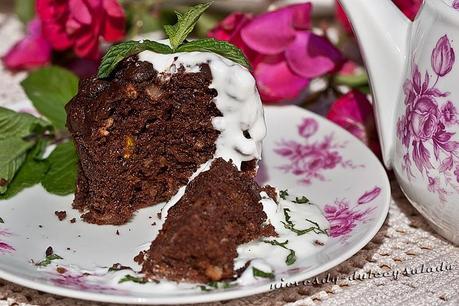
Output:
(66, 57), (222, 224)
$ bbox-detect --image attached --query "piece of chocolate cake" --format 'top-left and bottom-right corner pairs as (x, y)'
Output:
(66, 50), (266, 225)
(135, 158), (276, 283)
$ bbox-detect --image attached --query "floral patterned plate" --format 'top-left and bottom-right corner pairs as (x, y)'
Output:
(0, 105), (390, 304)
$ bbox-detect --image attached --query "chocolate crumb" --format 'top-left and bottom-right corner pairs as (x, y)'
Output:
(38, 225), (43, 228)
(45, 246), (53, 257)
(116, 230), (120, 235)
(56, 267), (67, 274)
(157, 212), (161, 219)
(66, 247), (71, 251)
(54, 211), (67, 221)
(70, 218), (76, 223)
(314, 240), (325, 246)
(151, 222), (156, 226)
(148, 216), (152, 219)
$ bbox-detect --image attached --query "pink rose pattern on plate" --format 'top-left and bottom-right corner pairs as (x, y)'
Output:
(275, 117), (361, 185)
(324, 187), (380, 239)
(0, 228), (14, 254)
(397, 35), (459, 203)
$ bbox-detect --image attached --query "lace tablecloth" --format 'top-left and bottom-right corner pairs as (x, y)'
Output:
(0, 14), (458, 306)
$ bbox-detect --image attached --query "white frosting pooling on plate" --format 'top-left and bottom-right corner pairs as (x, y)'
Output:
(138, 50), (266, 169)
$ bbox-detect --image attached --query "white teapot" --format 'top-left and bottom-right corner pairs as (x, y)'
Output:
(339, 0), (459, 244)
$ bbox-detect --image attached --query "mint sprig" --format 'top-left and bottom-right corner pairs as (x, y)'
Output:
(164, 2), (212, 50)
(98, 2), (250, 79)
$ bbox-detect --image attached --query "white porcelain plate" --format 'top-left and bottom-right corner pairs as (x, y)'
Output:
(0, 105), (390, 304)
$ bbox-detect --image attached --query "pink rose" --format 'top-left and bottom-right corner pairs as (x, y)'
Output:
(2, 18), (52, 70)
(324, 201), (358, 237)
(441, 101), (457, 126)
(37, 0), (126, 60)
(327, 90), (381, 156)
(410, 97), (440, 142)
(298, 118), (318, 138)
(209, 4), (344, 103)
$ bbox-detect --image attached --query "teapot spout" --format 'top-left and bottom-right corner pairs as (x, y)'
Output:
(338, 0), (411, 168)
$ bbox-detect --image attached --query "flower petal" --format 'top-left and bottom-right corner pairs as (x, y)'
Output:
(2, 18), (52, 70)
(240, 6), (299, 54)
(102, 0), (126, 42)
(36, 0), (73, 50)
(254, 54), (309, 103)
(285, 32), (344, 78)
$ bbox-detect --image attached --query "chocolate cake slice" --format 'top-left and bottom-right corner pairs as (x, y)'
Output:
(66, 57), (222, 224)
(135, 158), (276, 283)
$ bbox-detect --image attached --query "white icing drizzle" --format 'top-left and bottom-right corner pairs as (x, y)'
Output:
(138, 50), (266, 169)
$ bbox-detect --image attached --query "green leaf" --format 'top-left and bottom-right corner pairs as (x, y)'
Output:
(0, 217), (4, 223)
(0, 107), (50, 140)
(15, 0), (35, 23)
(252, 267), (275, 279)
(42, 142), (78, 196)
(0, 139), (49, 200)
(98, 40), (173, 78)
(279, 189), (289, 200)
(263, 239), (296, 266)
(0, 138), (35, 194)
(334, 71), (368, 88)
(292, 196), (310, 204)
(36, 254), (63, 267)
(21, 66), (79, 131)
(119, 274), (148, 284)
(176, 38), (250, 69)
(164, 2), (212, 50)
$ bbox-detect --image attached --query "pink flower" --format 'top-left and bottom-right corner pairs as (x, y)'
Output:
(441, 101), (457, 126)
(299, 118), (318, 138)
(324, 200), (371, 237)
(37, 0), (126, 60)
(410, 97), (440, 142)
(357, 186), (381, 204)
(431, 35), (455, 77)
(209, 4), (344, 103)
(326, 90), (381, 156)
(2, 18), (52, 70)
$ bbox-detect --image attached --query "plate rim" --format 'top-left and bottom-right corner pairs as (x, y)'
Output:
(0, 105), (391, 304)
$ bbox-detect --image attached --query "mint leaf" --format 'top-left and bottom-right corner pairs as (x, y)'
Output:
(0, 139), (49, 200)
(0, 138), (35, 194)
(164, 2), (212, 50)
(36, 254), (63, 267)
(21, 66), (78, 131)
(15, 0), (35, 23)
(176, 38), (250, 69)
(292, 196), (310, 204)
(98, 40), (173, 78)
(279, 189), (289, 200)
(0, 107), (50, 140)
(263, 239), (297, 266)
(252, 267), (274, 279)
(119, 274), (148, 284)
(42, 142), (78, 196)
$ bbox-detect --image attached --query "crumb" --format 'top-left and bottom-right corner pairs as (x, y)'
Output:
(70, 218), (76, 223)
(54, 211), (67, 221)
(56, 267), (67, 274)
(314, 240), (325, 246)
(151, 222), (156, 226)
(157, 212), (161, 219)
(77, 235), (81, 238)
(148, 216), (152, 219)
(66, 247), (70, 251)
(128, 229), (131, 231)
(38, 225), (43, 228)
(116, 230), (120, 235)
(45, 246), (53, 256)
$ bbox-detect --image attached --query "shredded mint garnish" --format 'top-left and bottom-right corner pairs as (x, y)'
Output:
(282, 208), (328, 236)
(252, 267), (275, 279)
(118, 274), (148, 284)
(98, 2), (250, 79)
(279, 189), (289, 200)
(263, 239), (297, 266)
(36, 254), (63, 267)
(0, 217), (3, 223)
(292, 196), (310, 204)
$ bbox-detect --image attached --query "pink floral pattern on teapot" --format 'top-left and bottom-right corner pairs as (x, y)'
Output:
(396, 35), (459, 202)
